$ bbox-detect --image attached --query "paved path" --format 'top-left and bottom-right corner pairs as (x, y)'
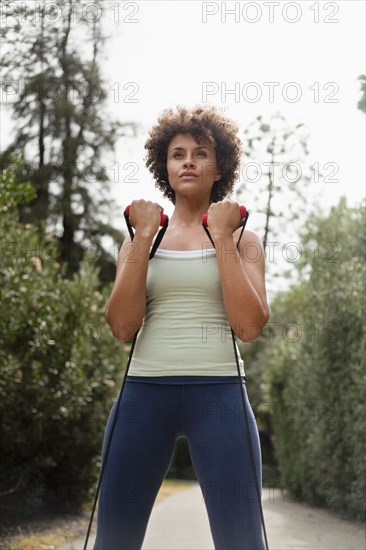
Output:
(57, 483), (365, 550)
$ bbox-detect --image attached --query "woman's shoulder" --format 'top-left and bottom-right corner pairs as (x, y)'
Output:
(234, 227), (264, 248)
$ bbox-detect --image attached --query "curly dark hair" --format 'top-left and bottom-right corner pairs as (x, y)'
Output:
(144, 104), (243, 204)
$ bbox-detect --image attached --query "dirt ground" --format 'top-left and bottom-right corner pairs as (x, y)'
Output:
(1, 482), (365, 550)
(0, 479), (191, 550)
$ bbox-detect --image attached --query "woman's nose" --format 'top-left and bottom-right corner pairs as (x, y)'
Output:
(183, 156), (195, 167)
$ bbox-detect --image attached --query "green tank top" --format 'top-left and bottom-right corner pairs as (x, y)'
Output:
(127, 248), (245, 377)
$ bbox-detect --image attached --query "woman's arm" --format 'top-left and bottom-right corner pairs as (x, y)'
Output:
(104, 200), (163, 341)
(105, 232), (154, 341)
(213, 228), (270, 342)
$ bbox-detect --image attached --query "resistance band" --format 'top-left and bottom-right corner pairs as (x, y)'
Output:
(202, 205), (269, 550)
(83, 207), (168, 550)
(83, 204), (269, 550)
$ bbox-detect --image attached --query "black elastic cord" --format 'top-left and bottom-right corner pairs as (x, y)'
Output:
(83, 217), (168, 550)
(203, 211), (270, 550)
(149, 218), (169, 259)
(236, 212), (249, 248)
(202, 223), (215, 249)
(123, 211), (135, 241)
(202, 211), (250, 251)
(83, 330), (139, 550)
(123, 212), (169, 260)
(231, 329), (269, 550)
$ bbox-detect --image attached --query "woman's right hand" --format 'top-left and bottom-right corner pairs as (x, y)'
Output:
(127, 199), (164, 237)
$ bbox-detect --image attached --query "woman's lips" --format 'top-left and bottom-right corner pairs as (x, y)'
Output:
(180, 174), (198, 178)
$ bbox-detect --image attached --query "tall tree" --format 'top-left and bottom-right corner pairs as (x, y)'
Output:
(0, 163), (128, 513)
(0, 0), (136, 280)
(233, 112), (320, 289)
(263, 196), (365, 520)
(233, 112), (318, 422)
(1, 1), (55, 225)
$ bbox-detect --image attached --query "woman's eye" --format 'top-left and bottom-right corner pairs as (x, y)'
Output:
(172, 150), (207, 159)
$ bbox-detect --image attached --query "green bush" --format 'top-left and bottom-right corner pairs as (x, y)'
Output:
(263, 197), (366, 520)
(0, 166), (126, 515)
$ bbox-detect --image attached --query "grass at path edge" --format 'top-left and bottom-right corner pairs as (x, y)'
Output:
(2, 479), (193, 550)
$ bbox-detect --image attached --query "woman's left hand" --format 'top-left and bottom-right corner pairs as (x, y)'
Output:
(206, 199), (243, 239)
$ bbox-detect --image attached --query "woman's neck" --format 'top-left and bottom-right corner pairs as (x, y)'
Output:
(169, 196), (211, 228)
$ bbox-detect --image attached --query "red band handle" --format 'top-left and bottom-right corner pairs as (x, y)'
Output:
(202, 205), (247, 228)
(125, 205), (168, 227)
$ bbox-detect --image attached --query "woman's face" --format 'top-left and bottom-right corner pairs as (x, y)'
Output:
(166, 133), (221, 202)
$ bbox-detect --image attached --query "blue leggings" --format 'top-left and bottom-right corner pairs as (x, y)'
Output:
(93, 375), (266, 550)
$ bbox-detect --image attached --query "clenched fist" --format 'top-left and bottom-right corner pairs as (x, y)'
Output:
(126, 200), (165, 237)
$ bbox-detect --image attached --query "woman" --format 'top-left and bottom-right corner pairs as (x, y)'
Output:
(94, 105), (270, 550)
